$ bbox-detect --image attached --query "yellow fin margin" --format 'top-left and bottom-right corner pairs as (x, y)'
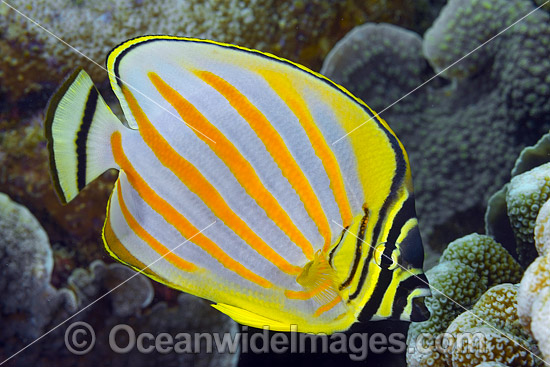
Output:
(212, 303), (295, 332)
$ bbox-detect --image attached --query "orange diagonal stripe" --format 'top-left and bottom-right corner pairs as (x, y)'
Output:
(194, 70), (332, 252)
(148, 72), (314, 260)
(103, 214), (183, 290)
(121, 86), (301, 275)
(103, 211), (152, 273)
(257, 69), (353, 253)
(314, 295), (342, 317)
(111, 131), (271, 288)
(115, 179), (197, 272)
(284, 278), (332, 300)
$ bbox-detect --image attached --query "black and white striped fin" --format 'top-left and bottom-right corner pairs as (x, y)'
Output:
(44, 68), (123, 204)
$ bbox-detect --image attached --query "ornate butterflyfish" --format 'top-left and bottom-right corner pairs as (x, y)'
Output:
(45, 36), (431, 334)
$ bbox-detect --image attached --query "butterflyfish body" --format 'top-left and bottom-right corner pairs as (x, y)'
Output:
(45, 36), (431, 334)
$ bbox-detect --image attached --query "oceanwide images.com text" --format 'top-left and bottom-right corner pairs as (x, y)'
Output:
(65, 322), (486, 361)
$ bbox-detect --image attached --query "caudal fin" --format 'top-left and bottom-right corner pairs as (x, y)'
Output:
(45, 68), (123, 204)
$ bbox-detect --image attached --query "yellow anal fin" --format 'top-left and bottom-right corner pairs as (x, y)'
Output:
(212, 303), (294, 332)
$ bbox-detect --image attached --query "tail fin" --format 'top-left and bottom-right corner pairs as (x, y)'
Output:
(45, 68), (123, 204)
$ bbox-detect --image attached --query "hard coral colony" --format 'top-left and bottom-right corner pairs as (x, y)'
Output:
(1, 0), (550, 367)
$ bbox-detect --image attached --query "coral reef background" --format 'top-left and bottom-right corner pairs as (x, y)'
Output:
(2, 0), (550, 366)
(322, 0), (550, 251)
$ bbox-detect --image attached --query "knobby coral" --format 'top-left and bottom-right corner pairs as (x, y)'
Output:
(485, 131), (550, 267)
(0, 197), (239, 366)
(0, 192), (77, 361)
(407, 234), (523, 367)
(445, 284), (539, 367)
(506, 163), (550, 267)
(321, 0), (550, 250)
(518, 235), (550, 362)
(67, 260), (154, 318)
(64, 260), (240, 367)
(534, 198), (550, 256)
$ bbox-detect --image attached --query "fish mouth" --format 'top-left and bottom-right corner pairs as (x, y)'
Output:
(410, 296), (430, 322)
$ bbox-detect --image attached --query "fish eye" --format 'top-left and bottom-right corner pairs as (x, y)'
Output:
(373, 242), (397, 269)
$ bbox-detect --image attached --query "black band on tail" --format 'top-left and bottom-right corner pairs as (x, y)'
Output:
(76, 87), (98, 191)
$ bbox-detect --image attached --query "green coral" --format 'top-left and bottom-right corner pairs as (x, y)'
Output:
(407, 234), (523, 367)
(321, 23), (428, 117)
(512, 131), (550, 177)
(486, 132), (550, 265)
(506, 163), (550, 267)
(407, 260), (484, 367)
(534, 196), (550, 256)
(423, 0), (533, 80)
(321, 0), (550, 250)
(534, 0), (550, 11)
(440, 234), (524, 286)
(445, 284), (540, 367)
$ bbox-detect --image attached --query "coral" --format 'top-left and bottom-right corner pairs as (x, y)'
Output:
(439, 234), (523, 287)
(0, 0), (426, 102)
(0, 192), (77, 356)
(512, 131), (550, 177)
(123, 293), (240, 367)
(103, 263), (154, 317)
(484, 140), (550, 363)
(534, 0), (550, 11)
(486, 132), (550, 263)
(66, 261), (239, 367)
(423, 0), (515, 80)
(2, 254), (239, 366)
(407, 261), (486, 367)
(517, 254), (550, 332)
(445, 284), (539, 367)
(517, 195), (550, 363)
(321, 0), (550, 250)
(0, 195), (237, 366)
(485, 186), (518, 257)
(67, 260), (154, 318)
(407, 235), (523, 367)
(506, 163), (550, 267)
(322, 23), (428, 117)
(534, 198), (550, 256)
(530, 286), (550, 362)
